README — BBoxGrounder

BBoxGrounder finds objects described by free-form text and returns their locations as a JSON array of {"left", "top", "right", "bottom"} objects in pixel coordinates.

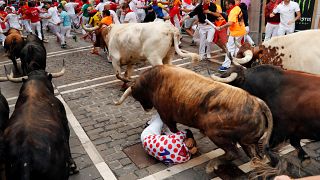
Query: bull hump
[{"left": 260, "top": 45, "right": 284, "bottom": 67}]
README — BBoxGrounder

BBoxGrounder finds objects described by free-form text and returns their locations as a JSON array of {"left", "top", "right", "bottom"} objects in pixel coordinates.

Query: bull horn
[
  {"left": 81, "top": 24, "right": 100, "bottom": 32},
  {"left": 233, "top": 50, "right": 253, "bottom": 64},
  {"left": 0, "top": 76, "right": 8, "bottom": 81},
  {"left": 114, "top": 87, "right": 132, "bottom": 105},
  {"left": 4, "top": 65, "right": 28, "bottom": 83},
  {"left": 50, "top": 59, "right": 65, "bottom": 78},
  {"left": 210, "top": 73, "right": 238, "bottom": 83}
]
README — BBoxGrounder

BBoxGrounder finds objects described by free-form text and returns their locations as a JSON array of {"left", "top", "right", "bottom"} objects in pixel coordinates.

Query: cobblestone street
[{"left": 0, "top": 33, "right": 320, "bottom": 180}]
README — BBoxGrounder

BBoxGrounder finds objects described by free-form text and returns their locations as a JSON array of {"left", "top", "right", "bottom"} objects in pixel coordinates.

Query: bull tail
[
  {"left": 249, "top": 98, "right": 283, "bottom": 179},
  {"left": 172, "top": 31, "right": 200, "bottom": 64},
  {"left": 257, "top": 98, "right": 280, "bottom": 166}
]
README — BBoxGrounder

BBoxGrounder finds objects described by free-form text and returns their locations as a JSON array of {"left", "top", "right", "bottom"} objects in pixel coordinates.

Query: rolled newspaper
[{"left": 205, "top": 19, "right": 217, "bottom": 29}]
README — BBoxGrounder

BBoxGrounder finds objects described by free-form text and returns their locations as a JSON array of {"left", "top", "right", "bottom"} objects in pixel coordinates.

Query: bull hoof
[
  {"left": 206, "top": 159, "right": 222, "bottom": 173},
  {"left": 301, "top": 157, "right": 311, "bottom": 167},
  {"left": 69, "top": 162, "right": 79, "bottom": 175}
]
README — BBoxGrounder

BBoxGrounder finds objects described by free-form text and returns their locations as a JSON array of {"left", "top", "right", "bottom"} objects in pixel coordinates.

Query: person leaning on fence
[
  {"left": 216, "top": 0, "right": 246, "bottom": 72},
  {"left": 141, "top": 113, "right": 198, "bottom": 165}
]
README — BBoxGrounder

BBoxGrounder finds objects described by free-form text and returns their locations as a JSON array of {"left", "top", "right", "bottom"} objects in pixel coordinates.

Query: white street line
[
  {"left": 144, "top": 141, "right": 310, "bottom": 180},
  {"left": 60, "top": 61, "right": 192, "bottom": 94},
  {"left": 47, "top": 48, "right": 91, "bottom": 58},
  {"left": 57, "top": 95, "right": 117, "bottom": 180},
  {"left": 0, "top": 46, "right": 92, "bottom": 65},
  {"left": 47, "top": 45, "right": 92, "bottom": 55},
  {"left": 140, "top": 149, "right": 225, "bottom": 180},
  {"left": 57, "top": 58, "right": 187, "bottom": 89}
]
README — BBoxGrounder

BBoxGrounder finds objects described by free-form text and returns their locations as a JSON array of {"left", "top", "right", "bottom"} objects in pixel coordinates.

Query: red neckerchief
[
  {"left": 226, "top": 5, "right": 236, "bottom": 15},
  {"left": 184, "top": 0, "right": 191, "bottom": 5},
  {"left": 125, "top": 9, "right": 133, "bottom": 15},
  {"left": 202, "top": 3, "right": 209, "bottom": 11}
]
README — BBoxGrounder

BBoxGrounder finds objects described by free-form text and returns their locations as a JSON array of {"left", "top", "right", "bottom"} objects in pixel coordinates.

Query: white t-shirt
[
  {"left": 129, "top": 0, "right": 138, "bottom": 12},
  {"left": 273, "top": 1, "right": 300, "bottom": 28},
  {"left": 6, "top": 13, "right": 21, "bottom": 29},
  {"left": 110, "top": 10, "right": 120, "bottom": 24},
  {"left": 124, "top": 12, "right": 138, "bottom": 23},
  {"left": 95, "top": 2, "right": 107, "bottom": 13},
  {"left": 48, "top": 6, "right": 61, "bottom": 25},
  {"left": 65, "top": 2, "right": 79, "bottom": 15},
  {"left": 181, "top": 1, "right": 194, "bottom": 16}
]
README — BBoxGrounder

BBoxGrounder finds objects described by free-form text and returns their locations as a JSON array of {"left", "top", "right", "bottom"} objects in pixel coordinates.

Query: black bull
[
  {"left": 0, "top": 90, "right": 9, "bottom": 162},
  {"left": 19, "top": 34, "right": 47, "bottom": 75},
  {"left": 213, "top": 65, "right": 320, "bottom": 165},
  {"left": 3, "top": 70, "right": 78, "bottom": 179}
]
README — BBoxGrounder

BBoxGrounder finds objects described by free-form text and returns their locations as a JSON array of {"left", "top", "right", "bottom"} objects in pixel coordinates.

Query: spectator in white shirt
[
  {"left": 120, "top": 3, "right": 138, "bottom": 23},
  {"left": 95, "top": 0, "right": 107, "bottom": 13},
  {"left": 4, "top": 7, "right": 21, "bottom": 30},
  {"left": 46, "top": 2, "right": 62, "bottom": 42},
  {"left": 270, "top": 0, "right": 301, "bottom": 35},
  {"left": 136, "top": 0, "right": 146, "bottom": 22},
  {"left": 64, "top": 0, "right": 80, "bottom": 28}
]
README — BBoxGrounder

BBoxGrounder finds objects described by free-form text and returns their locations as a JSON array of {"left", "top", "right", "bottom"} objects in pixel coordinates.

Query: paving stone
[
  {"left": 87, "top": 128, "right": 104, "bottom": 136},
  {"left": 120, "top": 157, "right": 132, "bottom": 166},
  {"left": 74, "top": 155, "right": 93, "bottom": 170},
  {"left": 134, "top": 168, "right": 149, "bottom": 178},
  {"left": 118, "top": 173, "right": 138, "bottom": 180},
  {"left": 100, "top": 148, "right": 117, "bottom": 157},
  {"left": 146, "top": 163, "right": 168, "bottom": 174},
  {"left": 96, "top": 143, "right": 108, "bottom": 151},
  {"left": 105, "top": 151, "right": 128, "bottom": 162},
  {"left": 108, "top": 160, "right": 123, "bottom": 170},
  {"left": 108, "top": 139, "right": 127, "bottom": 148},
  {"left": 110, "top": 132, "right": 127, "bottom": 140},
  {"left": 69, "top": 165, "right": 101, "bottom": 180},
  {"left": 171, "top": 169, "right": 203, "bottom": 180},
  {"left": 94, "top": 137, "right": 112, "bottom": 145},
  {"left": 114, "top": 164, "right": 138, "bottom": 177}
]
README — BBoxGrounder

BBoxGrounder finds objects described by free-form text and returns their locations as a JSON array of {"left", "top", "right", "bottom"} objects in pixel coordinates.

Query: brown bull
[
  {"left": 4, "top": 28, "right": 24, "bottom": 74},
  {"left": 115, "top": 65, "right": 279, "bottom": 173}
]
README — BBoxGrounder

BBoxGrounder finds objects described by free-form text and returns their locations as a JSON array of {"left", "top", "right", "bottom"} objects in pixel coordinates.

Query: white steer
[{"left": 83, "top": 21, "right": 201, "bottom": 82}]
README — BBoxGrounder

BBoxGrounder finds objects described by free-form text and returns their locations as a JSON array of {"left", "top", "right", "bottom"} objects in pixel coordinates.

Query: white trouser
[
  {"left": 69, "top": 14, "right": 79, "bottom": 26},
  {"left": 244, "top": 26, "right": 255, "bottom": 45},
  {"left": 41, "top": 19, "right": 49, "bottom": 29},
  {"left": 136, "top": 9, "right": 146, "bottom": 23},
  {"left": 264, "top": 22, "right": 279, "bottom": 42},
  {"left": 21, "top": 20, "right": 32, "bottom": 33},
  {"left": 141, "top": 113, "right": 163, "bottom": 142},
  {"left": 31, "top": 21, "right": 42, "bottom": 40},
  {"left": 173, "top": 15, "right": 181, "bottom": 30},
  {"left": 198, "top": 24, "right": 215, "bottom": 58},
  {"left": 277, "top": 24, "right": 295, "bottom": 36},
  {"left": 60, "top": 26, "right": 72, "bottom": 45},
  {"left": 48, "top": 23, "right": 62, "bottom": 42},
  {"left": 222, "top": 36, "right": 243, "bottom": 68},
  {"left": 0, "top": 33, "right": 5, "bottom": 45}
]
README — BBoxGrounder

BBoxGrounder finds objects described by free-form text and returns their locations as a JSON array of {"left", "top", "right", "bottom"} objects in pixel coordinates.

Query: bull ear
[
  {"left": 22, "top": 78, "right": 27, "bottom": 83},
  {"left": 48, "top": 74, "right": 53, "bottom": 81}
]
